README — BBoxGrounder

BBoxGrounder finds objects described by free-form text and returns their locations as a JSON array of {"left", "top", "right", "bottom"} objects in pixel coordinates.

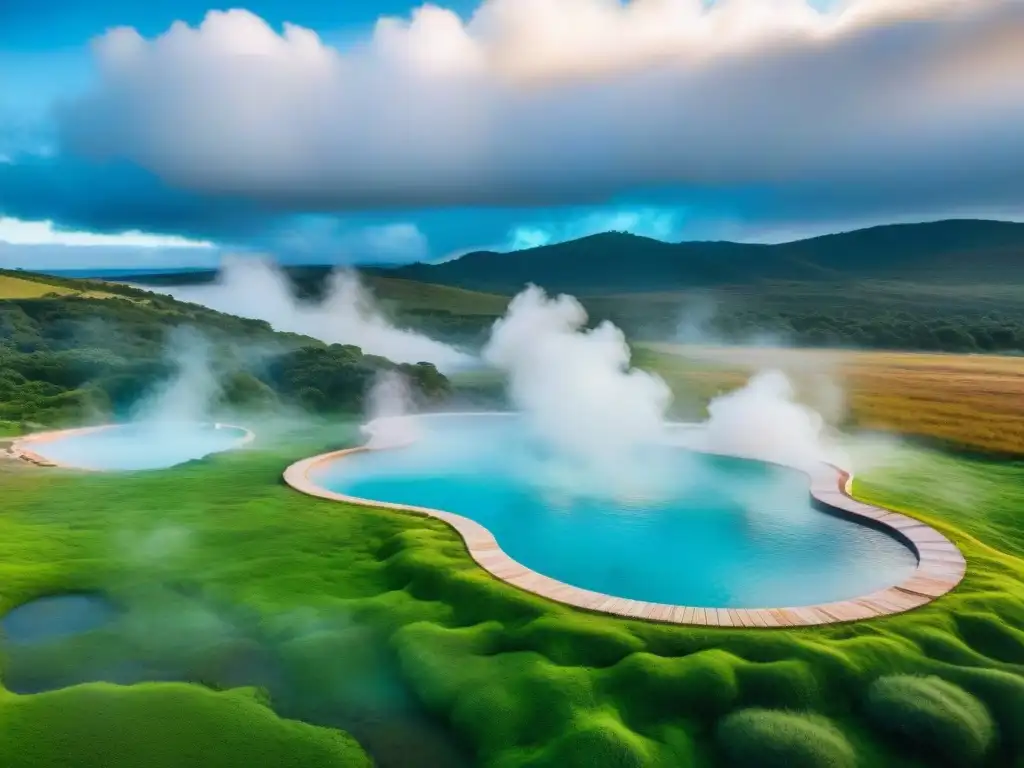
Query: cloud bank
[{"left": 58, "top": 0, "right": 1024, "bottom": 217}]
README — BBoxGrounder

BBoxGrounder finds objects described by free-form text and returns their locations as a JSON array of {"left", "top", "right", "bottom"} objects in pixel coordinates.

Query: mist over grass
[{"left": 159, "top": 257, "right": 472, "bottom": 371}]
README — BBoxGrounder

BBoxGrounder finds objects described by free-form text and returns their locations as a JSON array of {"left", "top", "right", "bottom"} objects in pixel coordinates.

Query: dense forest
[
  {"left": 376, "top": 289, "right": 1024, "bottom": 356},
  {"left": 0, "top": 272, "right": 450, "bottom": 431}
]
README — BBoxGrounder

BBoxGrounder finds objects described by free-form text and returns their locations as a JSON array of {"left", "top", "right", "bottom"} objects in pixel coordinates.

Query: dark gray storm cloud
[{"left": 0, "top": 154, "right": 272, "bottom": 241}]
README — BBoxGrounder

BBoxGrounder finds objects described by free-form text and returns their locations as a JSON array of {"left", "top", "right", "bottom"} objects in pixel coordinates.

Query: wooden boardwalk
[{"left": 285, "top": 438, "right": 966, "bottom": 628}]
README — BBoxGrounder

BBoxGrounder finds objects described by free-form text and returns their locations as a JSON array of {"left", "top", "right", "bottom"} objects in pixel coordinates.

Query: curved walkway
[
  {"left": 9, "top": 422, "right": 255, "bottom": 470},
  {"left": 283, "top": 427, "right": 967, "bottom": 628}
]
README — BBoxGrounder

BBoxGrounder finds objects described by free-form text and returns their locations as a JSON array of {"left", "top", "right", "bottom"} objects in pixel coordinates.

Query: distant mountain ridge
[
  {"left": 64, "top": 219, "right": 1024, "bottom": 297},
  {"left": 374, "top": 219, "right": 1024, "bottom": 295}
]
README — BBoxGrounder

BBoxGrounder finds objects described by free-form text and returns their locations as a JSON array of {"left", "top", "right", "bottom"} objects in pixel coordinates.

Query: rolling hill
[{"left": 377, "top": 219, "right": 1024, "bottom": 295}]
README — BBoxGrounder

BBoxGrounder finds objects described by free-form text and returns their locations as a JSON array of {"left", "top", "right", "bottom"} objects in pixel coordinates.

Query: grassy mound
[
  {"left": 0, "top": 682, "right": 370, "bottom": 768},
  {"left": 864, "top": 675, "right": 995, "bottom": 766},
  {"left": 715, "top": 709, "right": 856, "bottom": 768}
]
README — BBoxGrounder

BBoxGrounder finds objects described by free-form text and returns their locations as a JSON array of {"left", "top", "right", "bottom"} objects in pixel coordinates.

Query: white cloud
[
  {"left": 352, "top": 222, "right": 430, "bottom": 262},
  {"left": 59, "top": 1, "right": 1024, "bottom": 215},
  {"left": 271, "top": 218, "right": 431, "bottom": 263},
  {"left": 0, "top": 217, "right": 214, "bottom": 248},
  {"left": 507, "top": 207, "right": 683, "bottom": 249}
]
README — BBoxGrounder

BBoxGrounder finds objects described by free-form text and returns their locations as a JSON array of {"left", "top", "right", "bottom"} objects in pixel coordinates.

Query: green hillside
[
  {"left": 364, "top": 275, "right": 508, "bottom": 315},
  {"left": 119, "top": 265, "right": 507, "bottom": 311},
  {"left": 0, "top": 271, "right": 450, "bottom": 429}
]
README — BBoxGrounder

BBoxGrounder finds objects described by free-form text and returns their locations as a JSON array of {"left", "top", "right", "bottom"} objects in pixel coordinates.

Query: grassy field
[
  {"left": 640, "top": 343, "right": 1024, "bottom": 455},
  {"left": 0, "top": 683, "right": 370, "bottom": 768},
  {"left": 0, "top": 274, "right": 125, "bottom": 301},
  {"left": 1, "top": 418, "right": 1022, "bottom": 767},
  {"left": 365, "top": 276, "right": 509, "bottom": 315}
]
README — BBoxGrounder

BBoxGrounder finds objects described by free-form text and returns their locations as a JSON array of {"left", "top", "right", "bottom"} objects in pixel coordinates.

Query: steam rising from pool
[
  {"left": 478, "top": 285, "right": 838, "bottom": 498},
  {"left": 130, "top": 327, "right": 221, "bottom": 427},
  {"left": 698, "top": 369, "right": 838, "bottom": 472},
  {"left": 483, "top": 285, "right": 673, "bottom": 497},
  {"left": 364, "top": 371, "right": 421, "bottom": 448}
]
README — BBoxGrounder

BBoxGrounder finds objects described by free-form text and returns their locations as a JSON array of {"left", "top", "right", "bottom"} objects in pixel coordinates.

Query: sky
[{"left": 1, "top": 0, "right": 1023, "bottom": 271}]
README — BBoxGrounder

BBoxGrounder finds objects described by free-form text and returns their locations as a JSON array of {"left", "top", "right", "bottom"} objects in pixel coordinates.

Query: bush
[
  {"left": 715, "top": 708, "right": 856, "bottom": 768},
  {"left": 864, "top": 675, "right": 995, "bottom": 766}
]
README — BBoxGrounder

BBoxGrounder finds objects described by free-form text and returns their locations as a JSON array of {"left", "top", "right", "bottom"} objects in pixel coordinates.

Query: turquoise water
[
  {"left": 29, "top": 422, "right": 246, "bottom": 471},
  {"left": 314, "top": 414, "right": 918, "bottom": 609}
]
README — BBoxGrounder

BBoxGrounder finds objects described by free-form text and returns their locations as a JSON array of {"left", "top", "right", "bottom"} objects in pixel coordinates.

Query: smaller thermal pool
[
  {"left": 2, "top": 594, "right": 117, "bottom": 645},
  {"left": 23, "top": 422, "right": 250, "bottom": 471},
  {"left": 310, "top": 414, "right": 919, "bottom": 610}
]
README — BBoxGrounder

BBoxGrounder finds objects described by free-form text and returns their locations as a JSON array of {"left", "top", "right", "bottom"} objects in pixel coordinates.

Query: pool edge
[
  {"left": 283, "top": 421, "right": 967, "bottom": 629},
  {"left": 9, "top": 422, "right": 255, "bottom": 470}
]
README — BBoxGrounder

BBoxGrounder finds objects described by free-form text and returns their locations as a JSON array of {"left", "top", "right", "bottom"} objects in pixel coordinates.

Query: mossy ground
[{"left": 0, "top": 422, "right": 1022, "bottom": 767}]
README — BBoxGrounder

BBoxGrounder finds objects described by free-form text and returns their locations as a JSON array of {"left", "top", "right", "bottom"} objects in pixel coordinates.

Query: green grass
[
  {"left": 365, "top": 276, "right": 509, "bottom": 315},
  {"left": 715, "top": 709, "right": 856, "bottom": 768},
  {"left": 0, "top": 683, "right": 370, "bottom": 768},
  {"left": 864, "top": 675, "right": 995, "bottom": 765},
  {"left": 0, "top": 424, "right": 1023, "bottom": 766}
]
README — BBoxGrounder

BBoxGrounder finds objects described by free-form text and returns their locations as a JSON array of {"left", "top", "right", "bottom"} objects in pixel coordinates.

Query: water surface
[
  {"left": 29, "top": 422, "right": 247, "bottom": 471},
  {"left": 2, "top": 593, "right": 117, "bottom": 645},
  {"left": 314, "top": 414, "right": 917, "bottom": 609}
]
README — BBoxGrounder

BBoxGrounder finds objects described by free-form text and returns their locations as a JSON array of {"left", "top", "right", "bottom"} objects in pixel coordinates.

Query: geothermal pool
[
  {"left": 22, "top": 422, "right": 250, "bottom": 471},
  {"left": 310, "top": 414, "right": 918, "bottom": 609}
]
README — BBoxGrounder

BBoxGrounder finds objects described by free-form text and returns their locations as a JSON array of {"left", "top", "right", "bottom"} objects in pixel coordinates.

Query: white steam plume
[
  {"left": 484, "top": 284, "right": 672, "bottom": 492},
  {"left": 363, "top": 370, "right": 422, "bottom": 449},
  {"left": 131, "top": 327, "right": 222, "bottom": 425},
  {"left": 161, "top": 256, "right": 471, "bottom": 370},
  {"left": 684, "top": 369, "right": 843, "bottom": 472}
]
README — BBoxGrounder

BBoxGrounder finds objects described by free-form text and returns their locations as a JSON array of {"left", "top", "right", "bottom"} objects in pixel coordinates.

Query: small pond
[
  {"left": 1, "top": 593, "right": 117, "bottom": 645},
  {"left": 25, "top": 422, "right": 249, "bottom": 471}
]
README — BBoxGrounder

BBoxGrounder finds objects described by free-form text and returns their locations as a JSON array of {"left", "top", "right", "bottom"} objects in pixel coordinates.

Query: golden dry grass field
[
  {"left": 0, "top": 274, "right": 123, "bottom": 301},
  {"left": 640, "top": 343, "right": 1024, "bottom": 455}
]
